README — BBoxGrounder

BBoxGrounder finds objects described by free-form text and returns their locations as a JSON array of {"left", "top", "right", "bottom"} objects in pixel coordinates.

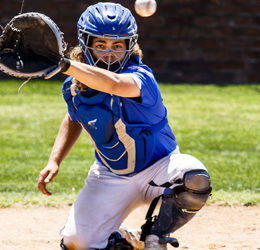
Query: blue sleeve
[
  {"left": 135, "top": 70, "right": 159, "bottom": 106},
  {"left": 62, "top": 77, "right": 78, "bottom": 122},
  {"left": 122, "top": 64, "right": 160, "bottom": 107}
]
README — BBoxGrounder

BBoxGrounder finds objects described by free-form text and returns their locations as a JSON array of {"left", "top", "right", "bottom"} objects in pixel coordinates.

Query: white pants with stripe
[{"left": 61, "top": 149, "right": 207, "bottom": 249}]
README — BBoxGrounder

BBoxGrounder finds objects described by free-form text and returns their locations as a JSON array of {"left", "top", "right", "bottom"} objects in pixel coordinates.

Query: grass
[{"left": 0, "top": 80, "right": 259, "bottom": 207}]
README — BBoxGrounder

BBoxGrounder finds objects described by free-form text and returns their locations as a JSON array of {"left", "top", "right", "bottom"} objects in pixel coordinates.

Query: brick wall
[{"left": 1, "top": 0, "right": 260, "bottom": 84}]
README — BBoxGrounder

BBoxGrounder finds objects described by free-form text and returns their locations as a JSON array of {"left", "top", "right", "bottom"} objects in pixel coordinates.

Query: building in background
[{"left": 1, "top": 0, "right": 260, "bottom": 84}]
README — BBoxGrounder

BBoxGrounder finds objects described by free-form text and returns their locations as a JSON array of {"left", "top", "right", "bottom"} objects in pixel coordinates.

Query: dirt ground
[{"left": 0, "top": 204, "right": 259, "bottom": 250}]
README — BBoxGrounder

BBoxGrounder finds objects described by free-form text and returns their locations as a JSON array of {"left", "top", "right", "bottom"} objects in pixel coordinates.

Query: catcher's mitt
[{"left": 0, "top": 12, "right": 68, "bottom": 79}]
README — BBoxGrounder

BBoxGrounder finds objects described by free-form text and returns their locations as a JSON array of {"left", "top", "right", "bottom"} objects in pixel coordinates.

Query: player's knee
[{"left": 175, "top": 169, "right": 212, "bottom": 211}]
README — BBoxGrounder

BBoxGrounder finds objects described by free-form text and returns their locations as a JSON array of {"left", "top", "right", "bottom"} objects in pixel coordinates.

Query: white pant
[{"left": 61, "top": 150, "right": 207, "bottom": 249}]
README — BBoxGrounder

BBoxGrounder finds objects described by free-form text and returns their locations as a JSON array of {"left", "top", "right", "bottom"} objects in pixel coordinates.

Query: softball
[{"left": 134, "top": 0, "right": 157, "bottom": 17}]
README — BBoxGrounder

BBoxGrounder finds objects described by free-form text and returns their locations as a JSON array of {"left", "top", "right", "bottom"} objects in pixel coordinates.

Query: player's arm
[
  {"left": 63, "top": 60, "right": 141, "bottom": 98},
  {"left": 38, "top": 114, "right": 82, "bottom": 196}
]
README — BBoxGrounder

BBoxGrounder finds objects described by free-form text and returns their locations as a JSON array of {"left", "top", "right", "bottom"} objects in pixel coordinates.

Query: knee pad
[
  {"left": 174, "top": 169, "right": 212, "bottom": 211},
  {"left": 143, "top": 170, "right": 212, "bottom": 240}
]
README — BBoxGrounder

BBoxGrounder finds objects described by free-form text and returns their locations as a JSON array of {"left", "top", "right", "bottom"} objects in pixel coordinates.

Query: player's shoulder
[
  {"left": 62, "top": 76, "right": 74, "bottom": 91},
  {"left": 122, "top": 57, "right": 153, "bottom": 75},
  {"left": 62, "top": 76, "right": 74, "bottom": 102}
]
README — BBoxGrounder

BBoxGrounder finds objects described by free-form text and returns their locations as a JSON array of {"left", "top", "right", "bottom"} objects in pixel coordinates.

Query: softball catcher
[{"left": 0, "top": 2, "right": 212, "bottom": 249}]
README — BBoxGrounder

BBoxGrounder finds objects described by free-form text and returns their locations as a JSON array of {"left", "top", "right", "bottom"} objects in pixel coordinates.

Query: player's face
[{"left": 91, "top": 38, "right": 127, "bottom": 64}]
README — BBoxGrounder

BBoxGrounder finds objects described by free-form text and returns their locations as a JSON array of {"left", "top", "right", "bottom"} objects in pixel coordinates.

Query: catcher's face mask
[
  {"left": 78, "top": 32, "right": 137, "bottom": 72},
  {"left": 90, "top": 37, "right": 127, "bottom": 71},
  {"left": 77, "top": 2, "right": 138, "bottom": 72}
]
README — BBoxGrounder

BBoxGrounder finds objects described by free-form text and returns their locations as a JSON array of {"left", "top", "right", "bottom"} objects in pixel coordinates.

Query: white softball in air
[{"left": 134, "top": 0, "right": 157, "bottom": 17}]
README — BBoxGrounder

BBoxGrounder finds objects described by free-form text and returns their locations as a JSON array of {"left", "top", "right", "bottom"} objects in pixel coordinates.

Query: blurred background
[{"left": 1, "top": 0, "right": 260, "bottom": 84}]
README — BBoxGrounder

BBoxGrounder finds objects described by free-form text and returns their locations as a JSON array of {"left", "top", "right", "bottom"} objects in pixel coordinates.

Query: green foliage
[{"left": 0, "top": 81, "right": 259, "bottom": 206}]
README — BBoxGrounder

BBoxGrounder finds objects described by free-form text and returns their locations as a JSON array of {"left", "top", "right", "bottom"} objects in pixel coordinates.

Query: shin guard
[{"left": 141, "top": 170, "right": 212, "bottom": 246}]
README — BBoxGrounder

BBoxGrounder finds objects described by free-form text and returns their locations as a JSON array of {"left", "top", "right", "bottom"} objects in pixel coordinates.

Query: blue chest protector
[{"left": 63, "top": 82, "right": 168, "bottom": 175}]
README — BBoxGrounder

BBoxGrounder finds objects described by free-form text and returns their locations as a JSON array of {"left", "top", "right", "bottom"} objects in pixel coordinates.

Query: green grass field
[{"left": 0, "top": 80, "right": 259, "bottom": 207}]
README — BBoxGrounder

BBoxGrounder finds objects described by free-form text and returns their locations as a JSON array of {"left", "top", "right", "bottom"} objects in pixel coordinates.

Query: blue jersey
[{"left": 62, "top": 57, "right": 177, "bottom": 175}]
